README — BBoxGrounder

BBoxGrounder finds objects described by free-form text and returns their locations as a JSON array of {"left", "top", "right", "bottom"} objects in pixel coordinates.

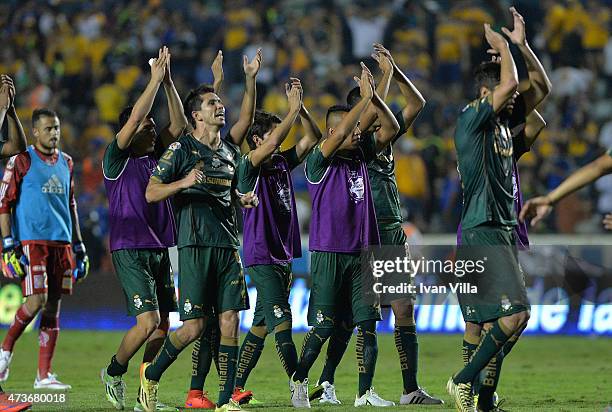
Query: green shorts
[
  {"left": 379, "top": 224, "right": 407, "bottom": 246},
  {"left": 178, "top": 246, "right": 249, "bottom": 321},
  {"left": 308, "top": 251, "right": 381, "bottom": 328},
  {"left": 111, "top": 249, "right": 178, "bottom": 317},
  {"left": 456, "top": 224, "right": 530, "bottom": 324},
  {"left": 249, "top": 263, "right": 293, "bottom": 333}
]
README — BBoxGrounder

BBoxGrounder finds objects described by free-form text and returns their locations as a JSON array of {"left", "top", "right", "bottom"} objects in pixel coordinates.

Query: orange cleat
[
  {"left": 185, "top": 389, "right": 215, "bottom": 409},
  {"left": 0, "top": 392, "right": 31, "bottom": 411},
  {"left": 231, "top": 387, "right": 253, "bottom": 405}
]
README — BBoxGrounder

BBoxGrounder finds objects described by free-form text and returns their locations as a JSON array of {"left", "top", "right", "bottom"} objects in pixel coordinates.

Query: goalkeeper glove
[
  {"left": 72, "top": 242, "right": 90, "bottom": 283},
  {"left": 2, "top": 236, "right": 27, "bottom": 279}
]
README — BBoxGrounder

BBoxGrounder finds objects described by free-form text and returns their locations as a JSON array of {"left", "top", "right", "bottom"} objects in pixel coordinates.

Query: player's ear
[
  {"left": 479, "top": 86, "right": 490, "bottom": 99},
  {"left": 327, "top": 127, "right": 334, "bottom": 136},
  {"left": 253, "top": 134, "right": 262, "bottom": 147},
  {"left": 191, "top": 111, "right": 201, "bottom": 124}
]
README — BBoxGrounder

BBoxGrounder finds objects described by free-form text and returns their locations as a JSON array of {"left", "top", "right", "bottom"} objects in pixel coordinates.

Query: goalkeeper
[{"left": 0, "top": 106, "right": 88, "bottom": 391}]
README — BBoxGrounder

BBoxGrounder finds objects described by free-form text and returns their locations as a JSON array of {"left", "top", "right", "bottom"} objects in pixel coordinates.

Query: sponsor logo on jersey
[{"left": 42, "top": 175, "right": 65, "bottom": 194}]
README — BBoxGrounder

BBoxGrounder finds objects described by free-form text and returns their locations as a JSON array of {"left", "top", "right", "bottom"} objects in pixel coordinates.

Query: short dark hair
[
  {"left": 118, "top": 106, "right": 153, "bottom": 131},
  {"left": 326, "top": 104, "right": 350, "bottom": 127},
  {"left": 184, "top": 84, "right": 216, "bottom": 127},
  {"left": 346, "top": 87, "right": 361, "bottom": 108},
  {"left": 246, "top": 110, "right": 282, "bottom": 150},
  {"left": 32, "top": 108, "right": 58, "bottom": 126},
  {"left": 474, "top": 61, "right": 501, "bottom": 97}
]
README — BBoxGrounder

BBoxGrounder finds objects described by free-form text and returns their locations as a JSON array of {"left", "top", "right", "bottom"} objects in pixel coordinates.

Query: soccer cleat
[
  {"left": 400, "top": 387, "right": 444, "bottom": 405},
  {"left": 354, "top": 388, "right": 395, "bottom": 407},
  {"left": 215, "top": 399, "right": 247, "bottom": 411},
  {"left": 232, "top": 387, "right": 253, "bottom": 405},
  {"left": 290, "top": 374, "right": 311, "bottom": 408},
  {"left": 318, "top": 381, "right": 341, "bottom": 405},
  {"left": 139, "top": 363, "right": 159, "bottom": 412},
  {"left": 0, "top": 349, "right": 12, "bottom": 382},
  {"left": 185, "top": 389, "right": 215, "bottom": 409},
  {"left": 33, "top": 372, "right": 72, "bottom": 391},
  {"left": 134, "top": 398, "right": 178, "bottom": 411},
  {"left": 477, "top": 393, "right": 504, "bottom": 412},
  {"left": 308, "top": 382, "right": 323, "bottom": 402},
  {"left": 446, "top": 377, "right": 475, "bottom": 412},
  {"left": 101, "top": 368, "right": 126, "bottom": 410}
]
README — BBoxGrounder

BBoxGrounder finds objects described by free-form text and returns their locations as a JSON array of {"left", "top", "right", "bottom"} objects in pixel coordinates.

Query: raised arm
[
  {"left": 249, "top": 79, "right": 302, "bottom": 167},
  {"left": 520, "top": 153, "right": 612, "bottom": 226},
  {"left": 484, "top": 24, "right": 519, "bottom": 113},
  {"left": 502, "top": 7, "right": 552, "bottom": 114},
  {"left": 357, "top": 50, "right": 393, "bottom": 132},
  {"left": 116, "top": 48, "right": 168, "bottom": 150},
  {"left": 0, "top": 75, "right": 27, "bottom": 157},
  {"left": 160, "top": 49, "right": 189, "bottom": 146},
  {"left": 295, "top": 100, "right": 323, "bottom": 162},
  {"left": 321, "top": 64, "right": 373, "bottom": 158},
  {"left": 212, "top": 50, "right": 224, "bottom": 94},
  {"left": 524, "top": 110, "right": 546, "bottom": 149},
  {"left": 371, "top": 90, "right": 400, "bottom": 152},
  {"left": 229, "top": 48, "right": 262, "bottom": 146},
  {"left": 374, "top": 44, "right": 426, "bottom": 130}
]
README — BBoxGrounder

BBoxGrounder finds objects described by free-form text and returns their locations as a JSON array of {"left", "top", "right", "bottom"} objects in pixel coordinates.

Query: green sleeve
[
  {"left": 607, "top": 148, "right": 612, "bottom": 158},
  {"left": 152, "top": 142, "right": 184, "bottom": 183},
  {"left": 280, "top": 146, "right": 301, "bottom": 170},
  {"left": 305, "top": 143, "right": 332, "bottom": 183},
  {"left": 103, "top": 138, "right": 130, "bottom": 179},
  {"left": 458, "top": 96, "right": 495, "bottom": 134},
  {"left": 236, "top": 154, "right": 260, "bottom": 193},
  {"left": 359, "top": 131, "right": 378, "bottom": 162}
]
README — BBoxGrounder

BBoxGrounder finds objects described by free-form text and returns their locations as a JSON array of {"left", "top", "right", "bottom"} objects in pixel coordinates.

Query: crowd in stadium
[{"left": 0, "top": 0, "right": 611, "bottom": 268}]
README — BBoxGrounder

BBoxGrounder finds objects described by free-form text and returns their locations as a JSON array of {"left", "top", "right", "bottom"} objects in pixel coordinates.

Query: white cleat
[
  {"left": 290, "top": 374, "right": 311, "bottom": 408},
  {"left": 0, "top": 349, "right": 12, "bottom": 382},
  {"left": 34, "top": 372, "right": 72, "bottom": 391},
  {"left": 400, "top": 387, "right": 444, "bottom": 405},
  {"left": 318, "top": 381, "right": 341, "bottom": 405},
  {"left": 354, "top": 388, "right": 395, "bottom": 407}
]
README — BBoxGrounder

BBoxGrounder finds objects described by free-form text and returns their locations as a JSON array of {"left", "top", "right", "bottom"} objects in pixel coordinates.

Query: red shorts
[{"left": 21, "top": 243, "right": 74, "bottom": 297}]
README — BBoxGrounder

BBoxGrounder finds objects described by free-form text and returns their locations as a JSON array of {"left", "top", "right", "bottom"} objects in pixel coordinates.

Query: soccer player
[
  {"left": 310, "top": 44, "right": 443, "bottom": 406},
  {"left": 448, "top": 11, "right": 550, "bottom": 410},
  {"left": 230, "top": 78, "right": 322, "bottom": 401},
  {"left": 139, "top": 50, "right": 262, "bottom": 412},
  {"left": 0, "top": 105, "right": 89, "bottom": 391},
  {"left": 0, "top": 75, "right": 31, "bottom": 412},
  {"left": 290, "top": 64, "right": 399, "bottom": 408},
  {"left": 100, "top": 47, "right": 186, "bottom": 412}
]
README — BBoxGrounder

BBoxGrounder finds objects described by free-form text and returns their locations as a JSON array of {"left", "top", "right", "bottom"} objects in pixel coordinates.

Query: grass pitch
[{"left": 0, "top": 330, "right": 609, "bottom": 411}]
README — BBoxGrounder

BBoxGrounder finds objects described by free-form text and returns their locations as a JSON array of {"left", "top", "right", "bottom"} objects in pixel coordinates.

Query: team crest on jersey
[
  {"left": 169, "top": 142, "right": 181, "bottom": 151},
  {"left": 348, "top": 171, "right": 365, "bottom": 203},
  {"left": 316, "top": 310, "right": 324, "bottom": 324},
  {"left": 133, "top": 295, "right": 143, "bottom": 309},
  {"left": 184, "top": 299, "right": 192, "bottom": 314},
  {"left": 273, "top": 305, "right": 283, "bottom": 319},
  {"left": 500, "top": 296, "right": 512, "bottom": 312},
  {"left": 211, "top": 156, "right": 221, "bottom": 168}
]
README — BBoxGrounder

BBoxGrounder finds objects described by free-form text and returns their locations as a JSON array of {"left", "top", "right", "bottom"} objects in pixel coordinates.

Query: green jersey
[
  {"left": 367, "top": 111, "right": 408, "bottom": 229},
  {"left": 455, "top": 96, "right": 515, "bottom": 229},
  {"left": 151, "top": 133, "right": 241, "bottom": 249}
]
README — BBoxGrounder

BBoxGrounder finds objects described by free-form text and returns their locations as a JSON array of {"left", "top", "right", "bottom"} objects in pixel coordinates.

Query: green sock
[
  {"left": 462, "top": 339, "right": 479, "bottom": 366},
  {"left": 477, "top": 331, "right": 520, "bottom": 409},
  {"left": 145, "top": 333, "right": 183, "bottom": 381},
  {"left": 217, "top": 337, "right": 239, "bottom": 406},
  {"left": 294, "top": 327, "right": 333, "bottom": 382},
  {"left": 275, "top": 329, "right": 298, "bottom": 377},
  {"left": 395, "top": 325, "right": 419, "bottom": 393},
  {"left": 235, "top": 331, "right": 265, "bottom": 389},
  {"left": 454, "top": 322, "right": 510, "bottom": 384},
  {"left": 356, "top": 321, "right": 378, "bottom": 397},
  {"left": 190, "top": 321, "right": 219, "bottom": 390},
  {"left": 107, "top": 355, "right": 128, "bottom": 377},
  {"left": 318, "top": 325, "right": 352, "bottom": 385}
]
